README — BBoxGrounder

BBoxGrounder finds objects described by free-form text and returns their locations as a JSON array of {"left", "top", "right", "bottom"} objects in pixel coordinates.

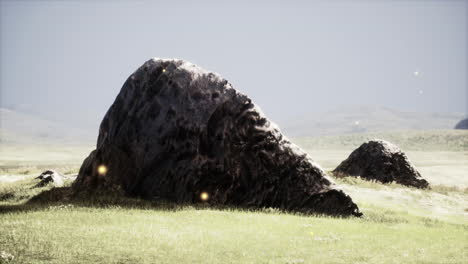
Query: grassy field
[
  {"left": 291, "top": 129, "right": 468, "bottom": 151},
  {"left": 0, "top": 178, "right": 466, "bottom": 264},
  {"left": 0, "top": 129, "right": 467, "bottom": 263},
  {"left": 0, "top": 144, "right": 94, "bottom": 176}
]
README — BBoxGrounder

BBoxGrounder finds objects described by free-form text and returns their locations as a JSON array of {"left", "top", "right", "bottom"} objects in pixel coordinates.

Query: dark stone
[
  {"left": 35, "top": 170, "right": 64, "bottom": 188},
  {"left": 73, "top": 58, "right": 361, "bottom": 217},
  {"left": 333, "top": 140, "right": 429, "bottom": 189},
  {"left": 454, "top": 118, "right": 468, "bottom": 129}
]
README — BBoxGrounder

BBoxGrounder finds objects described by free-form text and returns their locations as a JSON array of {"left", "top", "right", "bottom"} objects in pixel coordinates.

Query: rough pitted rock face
[
  {"left": 73, "top": 58, "right": 361, "bottom": 217},
  {"left": 333, "top": 140, "right": 429, "bottom": 189},
  {"left": 455, "top": 118, "right": 468, "bottom": 129},
  {"left": 35, "top": 170, "right": 64, "bottom": 188}
]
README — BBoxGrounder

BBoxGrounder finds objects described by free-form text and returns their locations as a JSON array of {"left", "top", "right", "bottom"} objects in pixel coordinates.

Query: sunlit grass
[
  {"left": 1, "top": 205, "right": 465, "bottom": 264},
  {"left": 1, "top": 130, "right": 467, "bottom": 263},
  {"left": 0, "top": 178, "right": 467, "bottom": 264},
  {"left": 332, "top": 173, "right": 468, "bottom": 195}
]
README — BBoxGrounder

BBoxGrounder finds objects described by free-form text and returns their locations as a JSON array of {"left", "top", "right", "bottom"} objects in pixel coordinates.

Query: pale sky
[{"left": 0, "top": 0, "right": 466, "bottom": 129}]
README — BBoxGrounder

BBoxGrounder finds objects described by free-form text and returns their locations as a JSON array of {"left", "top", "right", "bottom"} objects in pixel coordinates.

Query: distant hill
[
  {"left": 1, "top": 106, "right": 466, "bottom": 145},
  {"left": 0, "top": 108, "right": 95, "bottom": 145},
  {"left": 280, "top": 105, "right": 467, "bottom": 137}
]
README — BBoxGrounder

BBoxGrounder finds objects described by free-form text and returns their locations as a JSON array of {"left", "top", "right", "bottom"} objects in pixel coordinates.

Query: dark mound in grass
[
  {"left": 334, "top": 140, "right": 429, "bottom": 189},
  {"left": 73, "top": 58, "right": 361, "bottom": 217},
  {"left": 454, "top": 118, "right": 468, "bottom": 129}
]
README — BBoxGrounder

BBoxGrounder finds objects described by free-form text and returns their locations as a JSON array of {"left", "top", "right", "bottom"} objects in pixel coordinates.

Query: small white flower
[{"left": 0, "top": 251, "right": 14, "bottom": 261}]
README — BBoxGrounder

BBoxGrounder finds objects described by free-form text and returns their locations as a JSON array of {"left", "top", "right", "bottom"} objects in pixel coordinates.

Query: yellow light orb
[
  {"left": 162, "top": 68, "right": 166, "bottom": 73},
  {"left": 97, "top": 165, "right": 108, "bottom": 175},
  {"left": 200, "top": 192, "right": 209, "bottom": 201}
]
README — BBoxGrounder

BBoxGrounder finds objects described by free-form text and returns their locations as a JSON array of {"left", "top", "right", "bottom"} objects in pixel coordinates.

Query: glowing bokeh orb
[
  {"left": 162, "top": 68, "right": 166, "bottom": 73},
  {"left": 200, "top": 192, "right": 209, "bottom": 201},
  {"left": 97, "top": 165, "right": 108, "bottom": 175}
]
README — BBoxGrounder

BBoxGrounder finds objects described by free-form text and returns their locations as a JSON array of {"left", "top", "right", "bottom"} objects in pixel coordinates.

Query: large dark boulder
[
  {"left": 454, "top": 118, "right": 468, "bottom": 129},
  {"left": 73, "top": 58, "right": 361, "bottom": 217},
  {"left": 333, "top": 140, "right": 429, "bottom": 189}
]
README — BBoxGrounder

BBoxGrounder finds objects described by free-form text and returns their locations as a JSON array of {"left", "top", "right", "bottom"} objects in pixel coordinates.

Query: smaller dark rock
[
  {"left": 454, "top": 118, "right": 468, "bottom": 129},
  {"left": 333, "top": 140, "right": 429, "bottom": 189},
  {"left": 35, "top": 170, "right": 64, "bottom": 188}
]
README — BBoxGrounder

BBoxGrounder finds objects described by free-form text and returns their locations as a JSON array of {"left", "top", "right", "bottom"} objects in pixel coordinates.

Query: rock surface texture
[
  {"left": 35, "top": 170, "right": 64, "bottom": 187},
  {"left": 454, "top": 118, "right": 468, "bottom": 129},
  {"left": 333, "top": 140, "right": 429, "bottom": 189},
  {"left": 73, "top": 58, "right": 361, "bottom": 217}
]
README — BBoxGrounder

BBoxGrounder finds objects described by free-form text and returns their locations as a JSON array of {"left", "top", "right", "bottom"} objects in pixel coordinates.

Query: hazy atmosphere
[
  {"left": 1, "top": 0, "right": 467, "bottom": 132},
  {"left": 1, "top": 1, "right": 468, "bottom": 263}
]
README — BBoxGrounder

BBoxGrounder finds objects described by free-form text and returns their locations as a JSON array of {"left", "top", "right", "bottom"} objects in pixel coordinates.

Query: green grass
[
  {"left": 0, "top": 177, "right": 467, "bottom": 264},
  {"left": 1, "top": 205, "right": 465, "bottom": 264},
  {"left": 292, "top": 129, "right": 468, "bottom": 151},
  {"left": 0, "top": 144, "right": 93, "bottom": 176},
  {"left": 1, "top": 130, "right": 467, "bottom": 263},
  {"left": 332, "top": 172, "right": 468, "bottom": 194}
]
